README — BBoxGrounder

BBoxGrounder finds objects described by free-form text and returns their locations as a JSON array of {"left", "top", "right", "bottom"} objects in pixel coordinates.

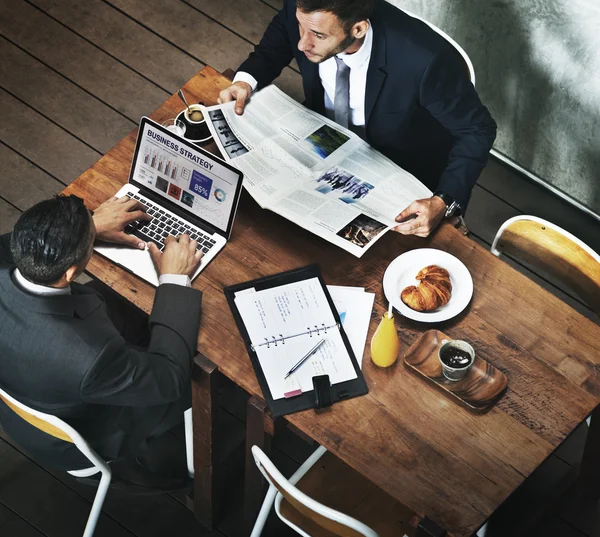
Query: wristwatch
[{"left": 434, "top": 191, "right": 461, "bottom": 218}]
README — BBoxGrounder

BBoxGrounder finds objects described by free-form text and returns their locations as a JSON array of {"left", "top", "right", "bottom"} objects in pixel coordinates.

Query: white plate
[{"left": 383, "top": 248, "right": 473, "bottom": 323}]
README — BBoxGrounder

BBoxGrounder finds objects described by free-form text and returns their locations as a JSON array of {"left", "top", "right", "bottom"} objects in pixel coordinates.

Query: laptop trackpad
[{"left": 94, "top": 244, "right": 159, "bottom": 287}]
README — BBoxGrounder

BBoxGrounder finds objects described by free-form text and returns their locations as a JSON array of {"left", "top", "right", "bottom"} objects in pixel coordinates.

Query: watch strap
[{"left": 434, "top": 191, "right": 461, "bottom": 217}]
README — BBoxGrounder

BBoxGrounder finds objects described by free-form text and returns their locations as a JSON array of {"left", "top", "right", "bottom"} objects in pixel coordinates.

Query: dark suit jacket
[
  {"left": 238, "top": 0, "right": 497, "bottom": 209},
  {"left": 0, "top": 235, "right": 202, "bottom": 470}
]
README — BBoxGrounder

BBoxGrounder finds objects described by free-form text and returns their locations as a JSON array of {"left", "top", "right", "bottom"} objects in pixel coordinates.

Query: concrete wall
[{"left": 388, "top": 0, "right": 600, "bottom": 215}]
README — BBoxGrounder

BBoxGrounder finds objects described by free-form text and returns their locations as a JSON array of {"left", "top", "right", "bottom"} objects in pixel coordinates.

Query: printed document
[
  {"left": 234, "top": 277, "right": 357, "bottom": 400},
  {"left": 205, "top": 85, "right": 432, "bottom": 257}
]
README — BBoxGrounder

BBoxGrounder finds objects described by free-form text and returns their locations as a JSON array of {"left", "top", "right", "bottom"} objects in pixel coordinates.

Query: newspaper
[{"left": 204, "top": 85, "right": 431, "bottom": 257}]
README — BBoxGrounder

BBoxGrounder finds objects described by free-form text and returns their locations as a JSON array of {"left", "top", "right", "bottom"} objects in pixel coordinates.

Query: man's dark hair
[
  {"left": 296, "top": 0, "right": 378, "bottom": 32},
  {"left": 10, "top": 195, "right": 93, "bottom": 284}
]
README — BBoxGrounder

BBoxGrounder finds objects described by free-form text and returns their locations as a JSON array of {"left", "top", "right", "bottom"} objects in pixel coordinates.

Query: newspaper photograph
[{"left": 205, "top": 85, "right": 432, "bottom": 257}]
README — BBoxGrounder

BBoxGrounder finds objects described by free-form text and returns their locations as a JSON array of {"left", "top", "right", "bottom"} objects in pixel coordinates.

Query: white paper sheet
[
  {"left": 327, "top": 286, "right": 375, "bottom": 369},
  {"left": 234, "top": 277, "right": 357, "bottom": 400}
]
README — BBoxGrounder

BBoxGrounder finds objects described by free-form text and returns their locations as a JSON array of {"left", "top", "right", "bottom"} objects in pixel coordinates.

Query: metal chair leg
[
  {"left": 82, "top": 466, "right": 112, "bottom": 537},
  {"left": 184, "top": 407, "right": 194, "bottom": 478},
  {"left": 249, "top": 484, "right": 278, "bottom": 537}
]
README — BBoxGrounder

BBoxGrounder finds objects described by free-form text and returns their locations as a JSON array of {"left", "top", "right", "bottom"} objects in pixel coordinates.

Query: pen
[{"left": 284, "top": 338, "right": 327, "bottom": 379}]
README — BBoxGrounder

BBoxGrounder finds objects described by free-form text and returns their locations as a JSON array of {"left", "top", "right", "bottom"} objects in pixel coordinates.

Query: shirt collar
[
  {"left": 14, "top": 269, "right": 71, "bottom": 296},
  {"left": 336, "top": 21, "right": 373, "bottom": 70}
]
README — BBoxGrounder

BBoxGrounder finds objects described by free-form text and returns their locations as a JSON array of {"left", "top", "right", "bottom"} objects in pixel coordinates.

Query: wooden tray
[{"left": 404, "top": 330, "right": 508, "bottom": 410}]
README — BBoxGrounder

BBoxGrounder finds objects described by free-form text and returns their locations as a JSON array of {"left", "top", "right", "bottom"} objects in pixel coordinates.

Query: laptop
[{"left": 94, "top": 116, "right": 244, "bottom": 286}]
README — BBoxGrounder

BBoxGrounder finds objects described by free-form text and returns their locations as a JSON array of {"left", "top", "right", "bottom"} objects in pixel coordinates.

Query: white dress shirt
[
  {"left": 14, "top": 269, "right": 72, "bottom": 296},
  {"left": 14, "top": 269, "right": 189, "bottom": 295},
  {"left": 320, "top": 23, "right": 372, "bottom": 127},
  {"left": 157, "top": 274, "right": 191, "bottom": 287},
  {"left": 234, "top": 24, "right": 374, "bottom": 128}
]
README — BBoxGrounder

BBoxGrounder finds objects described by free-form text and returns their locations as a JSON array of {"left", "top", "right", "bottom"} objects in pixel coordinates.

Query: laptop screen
[{"left": 129, "top": 117, "right": 244, "bottom": 237}]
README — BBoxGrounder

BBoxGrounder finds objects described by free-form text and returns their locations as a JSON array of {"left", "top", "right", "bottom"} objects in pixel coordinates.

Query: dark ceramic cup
[{"left": 176, "top": 104, "right": 212, "bottom": 144}]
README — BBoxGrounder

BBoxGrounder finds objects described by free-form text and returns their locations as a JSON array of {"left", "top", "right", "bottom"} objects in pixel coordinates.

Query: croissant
[{"left": 401, "top": 265, "right": 452, "bottom": 312}]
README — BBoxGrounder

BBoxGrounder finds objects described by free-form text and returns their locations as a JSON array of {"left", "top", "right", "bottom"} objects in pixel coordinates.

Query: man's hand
[
  {"left": 148, "top": 235, "right": 203, "bottom": 277},
  {"left": 217, "top": 81, "right": 252, "bottom": 115},
  {"left": 392, "top": 196, "right": 447, "bottom": 237},
  {"left": 93, "top": 196, "right": 151, "bottom": 249}
]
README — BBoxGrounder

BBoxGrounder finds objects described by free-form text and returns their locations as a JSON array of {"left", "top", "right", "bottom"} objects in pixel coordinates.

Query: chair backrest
[
  {"left": 491, "top": 215, "right": 600, "bottom": 315},
  {"left": 0, "top": 390, "right": 73, "bottom": 442},
  {"left": 252, "top": 445, "right": 379, "bottom": 537},
  {"left": 402, "top": 9, "right": 476, "bottom": 85},
  {"left": 0, "top": 387, "right": 106, "bottom": 472}
]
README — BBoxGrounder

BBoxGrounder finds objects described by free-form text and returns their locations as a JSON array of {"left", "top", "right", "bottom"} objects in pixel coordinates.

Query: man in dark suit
[
  {"left": 218, "top": 0, "right": 497, "bottom": 236},
  {"left": 0, "top": 194, "right": 203, "bottom": 487}
]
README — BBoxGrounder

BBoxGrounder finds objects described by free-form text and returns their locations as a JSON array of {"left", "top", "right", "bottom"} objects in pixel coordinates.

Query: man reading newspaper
[{"left": 218, "top": 0, "right": 497, "bottom": 237}]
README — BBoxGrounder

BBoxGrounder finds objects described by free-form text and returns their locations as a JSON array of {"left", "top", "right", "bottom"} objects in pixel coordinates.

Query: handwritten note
[{"left": 234, "top": 278, "right": 357, "bottom": 399}]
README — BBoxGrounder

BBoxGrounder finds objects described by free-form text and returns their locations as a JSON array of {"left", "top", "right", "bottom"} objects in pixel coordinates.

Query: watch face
[{"left": 445, "top": 201, "right": 458, "bottom": 217}]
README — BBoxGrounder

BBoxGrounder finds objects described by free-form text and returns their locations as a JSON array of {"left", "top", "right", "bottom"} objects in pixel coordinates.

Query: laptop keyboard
[{"left": 123, "top": 193, "right": 217, "bottom": 253}]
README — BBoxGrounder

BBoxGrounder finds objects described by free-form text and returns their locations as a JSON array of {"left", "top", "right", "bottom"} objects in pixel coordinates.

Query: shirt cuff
[
  {"left": 159, "top": 274, "right": 191, "bottom": 288},
  {"left": 233, "top": 72, "right": 258, "bottom": 92}
]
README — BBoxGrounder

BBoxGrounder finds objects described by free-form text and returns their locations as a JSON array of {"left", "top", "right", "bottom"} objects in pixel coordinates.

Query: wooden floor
[{"left": 1, "top": 0, "right": 600, "bottom": 535}]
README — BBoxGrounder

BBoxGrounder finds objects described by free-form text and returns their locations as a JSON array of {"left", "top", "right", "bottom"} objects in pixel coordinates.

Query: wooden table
[{"left": 63, "top": 66, "right": 600, "bottom": 537}]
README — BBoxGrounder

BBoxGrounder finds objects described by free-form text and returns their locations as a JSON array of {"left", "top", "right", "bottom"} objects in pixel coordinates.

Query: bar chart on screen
[{"left": 143, "top": 148, "right": 179, "bottom": 180}]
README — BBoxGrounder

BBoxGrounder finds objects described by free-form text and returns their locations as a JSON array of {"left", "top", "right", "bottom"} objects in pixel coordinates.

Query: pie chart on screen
[{"left": 214, "top": 188, "right": 226, "bottom": 202}]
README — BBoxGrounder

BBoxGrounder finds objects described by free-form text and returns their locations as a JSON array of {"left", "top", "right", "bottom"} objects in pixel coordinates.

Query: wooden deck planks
[
  {"left": 466, "top": 183, "right": 520, "bottom": 245},
  {"left": 0, "top": 1, "right": 169, "bottom": 121},
  {"left": 0, "top": 425, "right": 230, "bottom": 537},
  {"left": 0, "top": 438, "right": 135, "bottom": 537},
  {"left": 0, "top": 502, "right": 46, "bottom": 537},
  {"left": 107, "top": 0, "right": 304, "bottom": 101},
  {"left": 45, "top": 471, "right": 223, "bottom": 537},
  {"left": 108, "top": 0, "right": 256, "bottom": 75},
  {"left": 49, "top": 476, "right": 224, "bottom": 537},
  {"left": 0, "top": 198, "right": 22, "bottom": 235},
  {"left": 188, "top": 0, "right": 301, "bottom": 74},
  {"left": 484, "top": 455, "right": 578, "bottom": 537},
  {"left": 1, "top": 89, "right": 101, "bottom": 184},
  {"left": 0, "top": 390, "right": 247, "bottom": 537},
  {"left": 0, "top": 144, "right": 65, "bottom": 210},
  {"left": 0, "top": 37, "right": 136, "bottom": 154},
  {"left": 260, "top": 0, "right": 283, "bottom": 11},
  {"left": 189, "top": 0, "right": 280, "bottom": 44},
  {"left": 30, "top": 0, "right": 204, "bottom": 93},
  {"left": 559, "top": 492, "right": 600, "bottom": 537},
  {"left": 531, "top": 518, "right": 588, "bottom": 537},
  {"left": 555, "top": 421, "right": 589, "bottom": 467}
]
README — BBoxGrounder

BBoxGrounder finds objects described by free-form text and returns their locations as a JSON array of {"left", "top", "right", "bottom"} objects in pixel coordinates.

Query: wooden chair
[
  {"left": 491, "top": 215, "right": 600, "bottom": 315},
  {"left": 0, "top": 390, "right": 195, "bottom": 480},
  {"left": 0, "top": 387, "right": 112, "bottom": 537},
  {"left": 249, "top": 445, "right": 416, "bottom": 537}
]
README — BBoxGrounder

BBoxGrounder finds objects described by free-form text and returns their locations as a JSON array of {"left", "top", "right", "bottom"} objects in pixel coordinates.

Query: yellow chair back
[
  {"left": 0, "top": 393, "right": 74, "bottom": 443},
  {"left": 493, "top": 217, "right": 600, "bottom": 315}
]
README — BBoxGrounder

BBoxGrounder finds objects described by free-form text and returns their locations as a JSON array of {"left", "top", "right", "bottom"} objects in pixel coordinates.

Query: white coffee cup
[
  {"left": 184, "top": 104, "right": 205, "bottom": 124},
  {"left": 176, "top": 104, "right": 212, "bottom": 143},
  {"left": 438, "top": 339, "right": 475, "bottom": 381}
]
